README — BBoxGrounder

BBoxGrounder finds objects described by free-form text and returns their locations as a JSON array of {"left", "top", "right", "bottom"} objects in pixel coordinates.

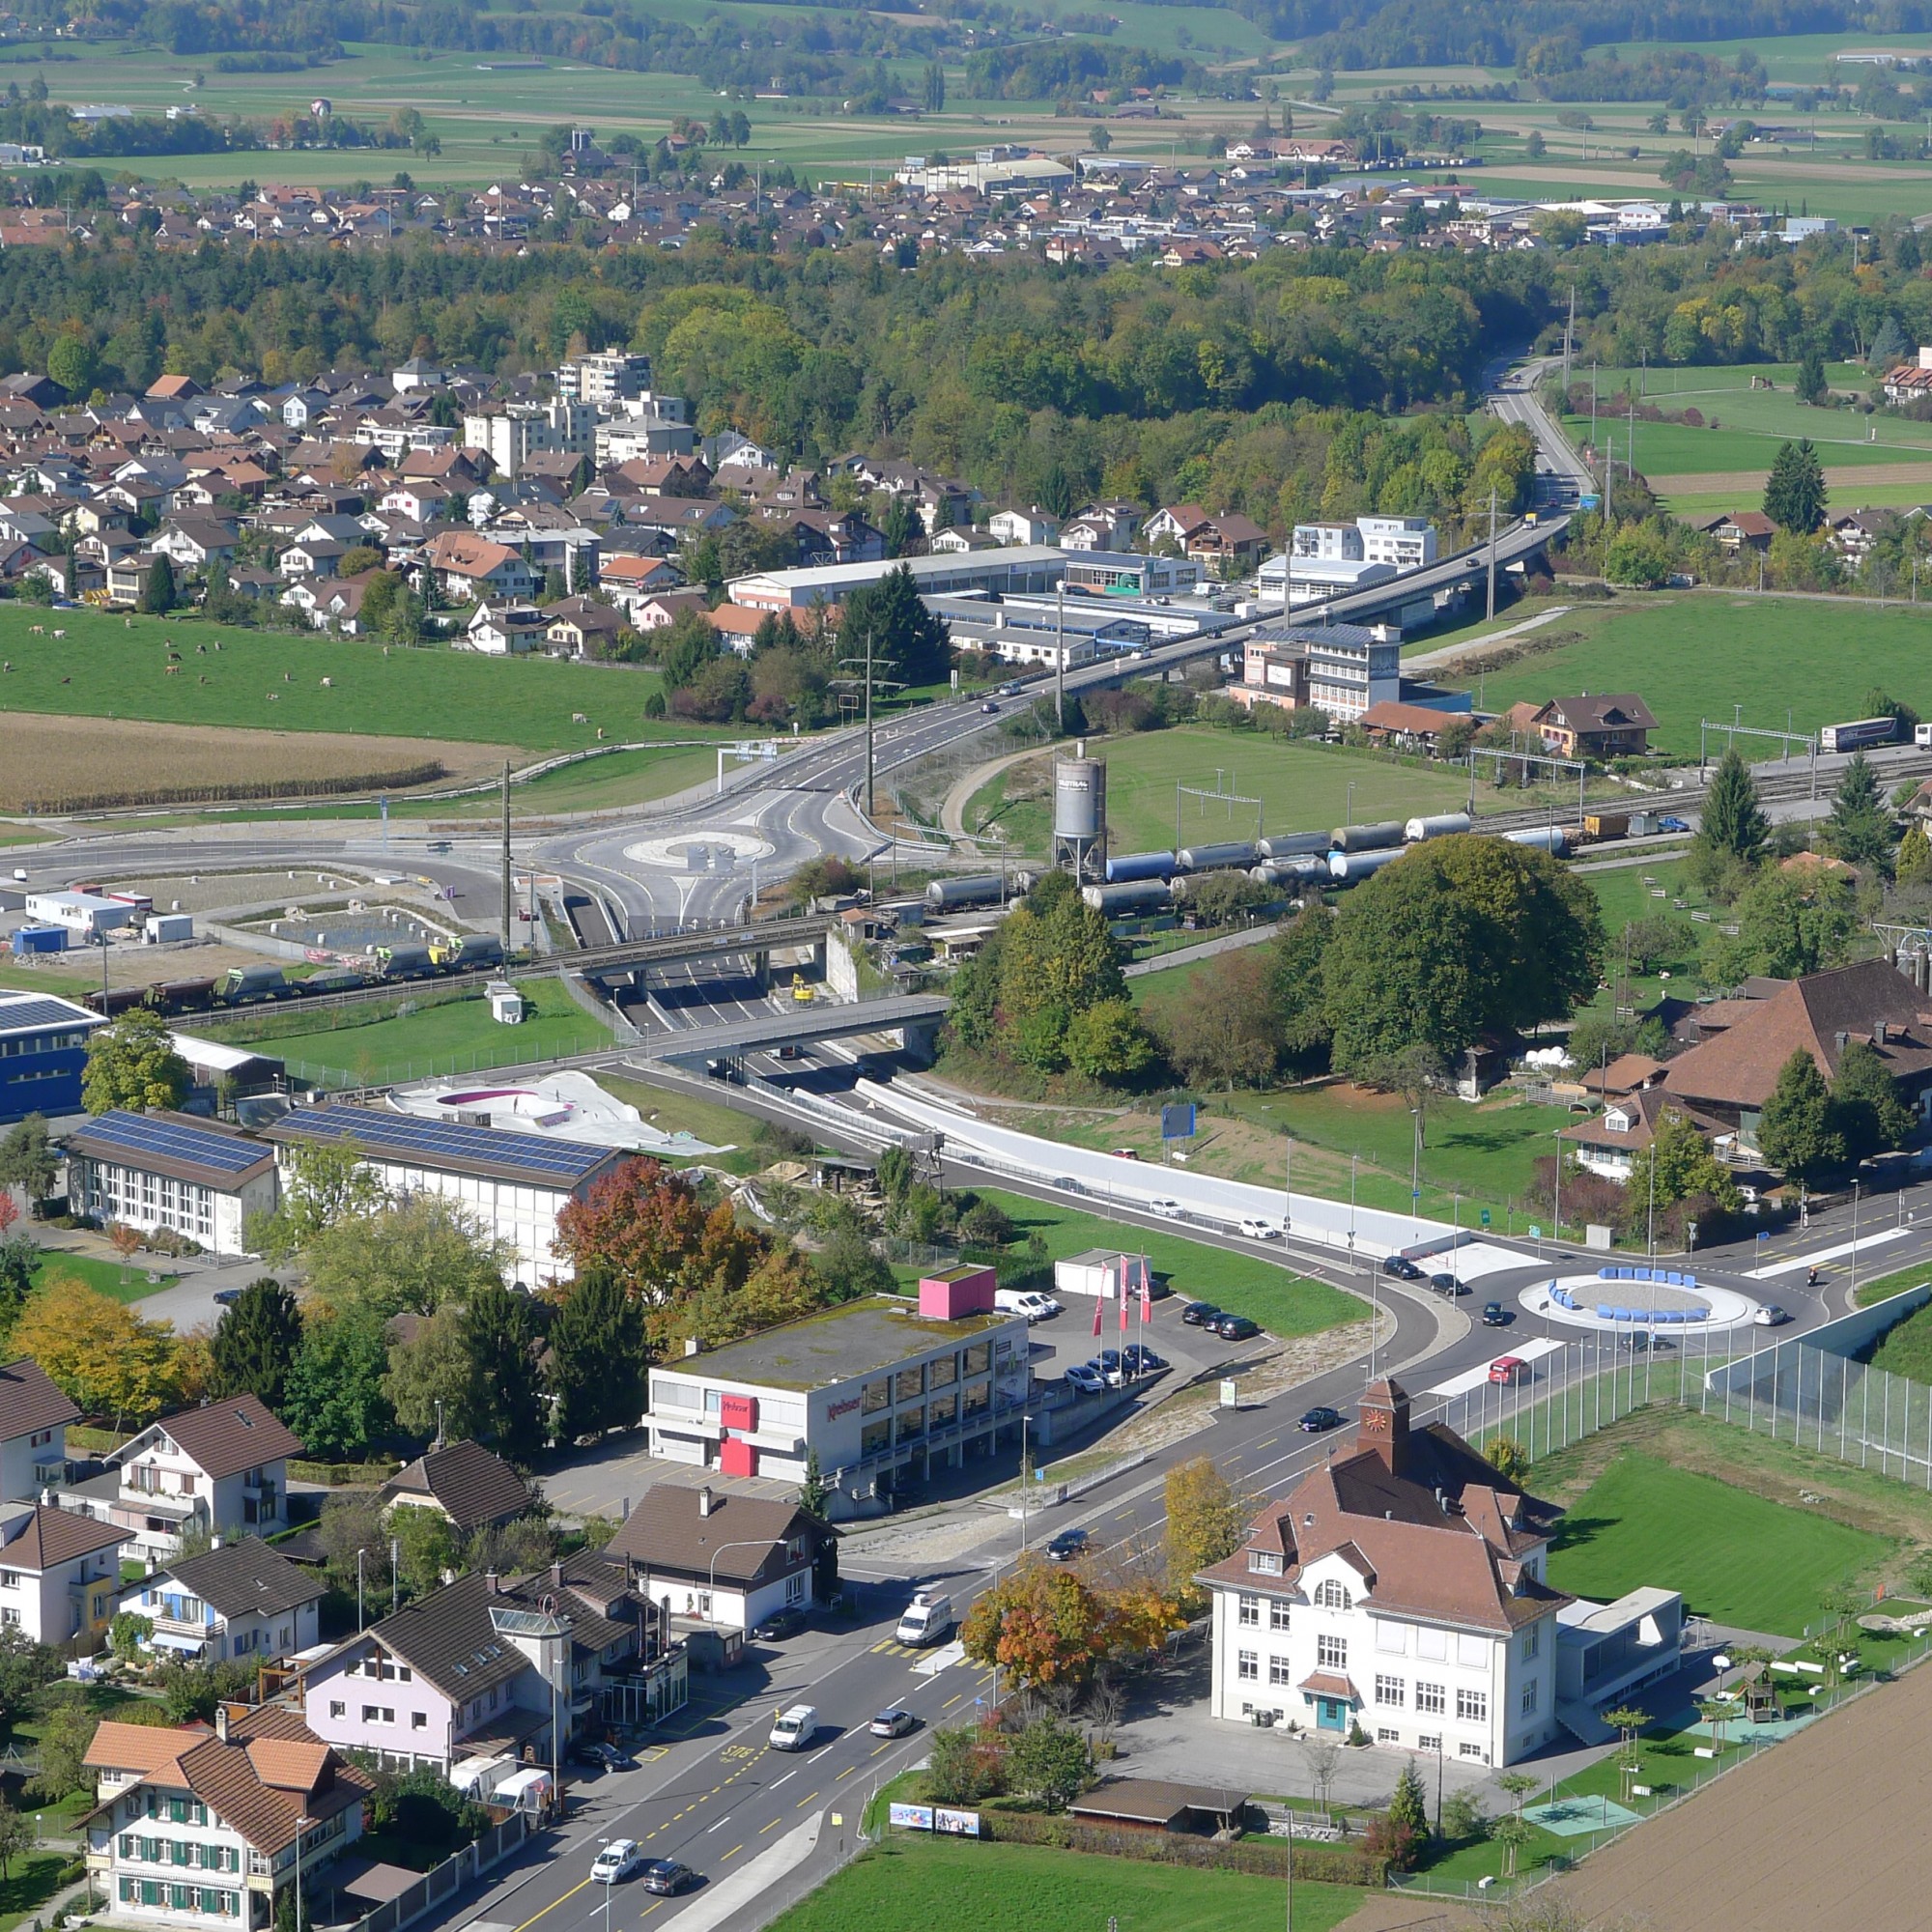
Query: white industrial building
[
  {"left": 1262, "top": 517, "right": 1436, "bottom": 609},
  {"left": 644, "top": 1289, "right": 1032, "bottom": 1518},
  {"left": 727, "top": 545, "right": 1067, "bottom": 612},
  {"left": 24, "top": 891, "right": 139, "bottom": 936},
  {"left": 263, "top": 1103, "right": 625, "bottom": 1287}
]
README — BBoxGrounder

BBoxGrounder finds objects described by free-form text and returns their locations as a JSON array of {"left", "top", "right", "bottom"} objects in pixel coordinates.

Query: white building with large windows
[{"left": 1198, "top": 1378, "right": 1569, "bottom": 1769}]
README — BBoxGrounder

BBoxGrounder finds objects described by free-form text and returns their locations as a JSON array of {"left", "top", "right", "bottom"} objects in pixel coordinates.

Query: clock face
[{"left": 1363, "top": 1406, "right": 1390, "bottom": 1432}]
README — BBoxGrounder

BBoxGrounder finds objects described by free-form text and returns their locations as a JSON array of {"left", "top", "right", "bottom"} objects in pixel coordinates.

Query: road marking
[
  {"left": 639, "top": 1906, "right": 662, "bottom": 1922},
  {"left": 869, "top": 1743, "right": 892, "bottom": 1757},
  {"left": 796, "top": 1791, "right": 818, "bottom": 1808},
  {"left": 704, "top": 1815, "right": 732, "bottom": 1833},
  {"left": 835, "top": 1766, "right": 857, "bottom": 1780},
  {"left": 510, "top": 1876, "right": 593, "bottom": 1932},
  {"left": 771, "top": 1769, "right": 796, "bottom": 1788},
  {"left": 940, "top": 1694, "right": 964, "bottom": 1711},
  {"left": 721, "top": 1845, "right": 743, "bottom": 1862},
  {"left": 760, "top": 1816, "right": 783, "bottom": 1833}
]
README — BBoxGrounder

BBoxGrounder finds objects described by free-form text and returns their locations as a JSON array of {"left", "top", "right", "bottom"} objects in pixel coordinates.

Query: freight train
[{"left": 82, "top": 935, "right": 508, "bottom": 1019}]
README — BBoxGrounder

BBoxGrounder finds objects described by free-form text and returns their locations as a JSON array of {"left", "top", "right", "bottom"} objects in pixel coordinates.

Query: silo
[{"left": 1052, "top": 754, "right": 1108, "bottom": 881}]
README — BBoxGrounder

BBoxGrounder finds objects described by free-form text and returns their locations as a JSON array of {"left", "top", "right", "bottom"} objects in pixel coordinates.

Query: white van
[
  {"left": 994, "top": 1290, "right": 1057, "bottom": 1322},
  {"left": 1917, "top": 723, "right": 1932, "bottom": 749},
  {"left": 895, "top": 1591, "right": 953, "bottom": 1647},
  {"left": 769, "top": 1704, "right": 818, "bottom": 1752}
]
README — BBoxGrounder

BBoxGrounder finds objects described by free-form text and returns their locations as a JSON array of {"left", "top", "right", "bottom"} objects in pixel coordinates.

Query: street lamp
[
  {"left": 1409, "top": 1107, "right": 1422, "bottom": 1238},
  {"left": 291, "top": 1813, "right": 312, "bottom": 1932},
  {"left": 597, "top": 1837, "right": 611, "bottom": 1932}
]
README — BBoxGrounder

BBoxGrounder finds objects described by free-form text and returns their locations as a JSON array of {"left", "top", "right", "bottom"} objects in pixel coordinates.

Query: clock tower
[{"left": 1356, "top": 1377, "right": 1411, "bottom": 1472}]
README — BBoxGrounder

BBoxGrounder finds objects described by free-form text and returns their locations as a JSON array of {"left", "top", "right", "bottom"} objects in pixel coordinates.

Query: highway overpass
[{"left": 630, "top": 992, "right": 952, "bottom": 1065}]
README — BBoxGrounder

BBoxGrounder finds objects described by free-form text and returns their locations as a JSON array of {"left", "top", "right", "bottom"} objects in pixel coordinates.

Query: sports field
[
  {"left": 969, "top": 728, "right": 1478, "bottom": 857},
  {"left": 1546, "top": 1451, "right": 1890, "bottom": 1635},
  {"left": 1455, "top": 594, "right": 1932, "bottom": 760},
  {"left": 0, "top": 605, "right": 702, "bottom": 754}
]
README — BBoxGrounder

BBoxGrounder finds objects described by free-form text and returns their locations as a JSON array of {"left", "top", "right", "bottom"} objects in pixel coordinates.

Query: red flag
[
  {"left": 1091, "top": 1293, "right": 1103, "bottom": 1339},
  {"left": 1140, "top": 1253, "right": 1152, "bottom": 1324},
  {"left": 1118, "top": 1258, "right": 1128, "bottom": 1335}
]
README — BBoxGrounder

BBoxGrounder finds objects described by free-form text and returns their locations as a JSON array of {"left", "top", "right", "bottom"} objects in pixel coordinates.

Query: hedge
[{"left": 981, "top": 1810, "right": 1387, "bottom": 1887}]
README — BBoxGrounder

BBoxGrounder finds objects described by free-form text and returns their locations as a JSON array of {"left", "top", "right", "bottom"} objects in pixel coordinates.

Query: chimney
[
  {"left": 551, "top": 1560, "right": 563, "bottom": 1593},
  {"left": 684, "top": 1337, "right": 704, "bottom": 1358},
  {"left": 1877, "top": 1021, "right": 1889, "bottom": 1046},
  {"left": 210, "top": 1534, "right": 222, "bottom": 1551},
  {"left": 484, "top": 1569, "right": 499, "bottom": 1596},
  {"left": 698, "top": 1486, "right": 715, "bottom": 1519},
  {"left": 214, "top": 1703, "right": 229, "bottom": 1744}
]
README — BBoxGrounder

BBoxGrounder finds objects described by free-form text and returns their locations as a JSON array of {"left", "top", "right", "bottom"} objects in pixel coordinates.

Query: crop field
[
  {"left": 0, "top": 606, "right": 711, "bottom": 755},
  {"left": 968, "top": 727, "right": 1481, "bottom": 857},
  {"left": 1546, "top": 1451, "right": 1890, "bottom": 1635},
  {"left": 0, "top": 713, "right": 528, "bottom": 813},
  {"left": 1452, "top": 593, "right": 1932, "bottom": 760}
]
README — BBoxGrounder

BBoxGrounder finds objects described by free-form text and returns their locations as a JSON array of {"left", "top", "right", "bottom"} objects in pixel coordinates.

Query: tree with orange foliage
[
  {"left": 553, "top": 1159, "right": 762, "bottom": 1309},
  {"left": 961, "top": 1558, "right": 1108, "bottom": 1690}
]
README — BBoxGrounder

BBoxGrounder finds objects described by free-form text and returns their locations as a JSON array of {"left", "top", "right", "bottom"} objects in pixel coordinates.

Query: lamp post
[
  {"left": 1409, "top": 1107, "right": 1421, "bottom": 1238},
  {"left": 597, "top": 1837, "right": 611, "bottom": 1932},
  {"left": 356, "top": 1548, "right": 366, "bottom": 1634},
  {"left": 291, "top": 1813, "right": 312, "bottom": 1932},
  {"left": 1018, "top": 1415, "right": 1033, "bottom": 1550}
]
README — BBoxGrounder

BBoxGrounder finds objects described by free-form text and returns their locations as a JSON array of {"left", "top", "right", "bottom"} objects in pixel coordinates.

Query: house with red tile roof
[{"left": 1199, "top": 1378, "right": 1574, "bottom": 1766}]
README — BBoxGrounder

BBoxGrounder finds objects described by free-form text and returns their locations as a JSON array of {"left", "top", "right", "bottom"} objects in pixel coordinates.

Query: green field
[
  {"left": 966, "top": 1187, "right": 1362, "bottom": 1338},
  {"left": 1547, "top": 1451, "right": 1891, "bottom": 1635},
  {"left": 768, "top": 1834, "right": 1361, "bottom": 1932},
  {"left": 0, "top": 604, "right": 703, "bottom": 754},
  {"left": 206, "top": 975, "right": 608, "bottom": 1088},
  {"left": 1453, "top": 594, "right": 1932, "bottom": 760},
  {"left": 971, "top": 728, "right": 1479, "bottom": 857},
  {"left": 1855, "top": 1263, "right": 1932, "bottom": 1308},
  {"left": 32, "top": 1250, "right": 179, "bottom": 1303},
  {"left": 1868, "top": 1295, "right": 1932, "bottom": 1384}
]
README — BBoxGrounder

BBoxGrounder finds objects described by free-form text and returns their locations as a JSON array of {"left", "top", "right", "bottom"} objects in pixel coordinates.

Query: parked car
[
  {"left": 1481, "top": 1302, "right": 1513, "bottom": 1327},
  {"left": 869, "top": 1707, "right": 918, "bottom": 1738},
  {"left": 1380, "top": 1256, "right": 1423, "bottom": 1281},
  {"left": 1753, "top": 1303, "right": 1790, "bottom": 1326},
  {"left": 1094, "top": 1350, "right": 1125, "bottom": 1387},
  {"left": 1212, "top": 1314, "right": 1260, "bottom": 1342},
  {"left": 1298, "top": 1406, "right": 1343, "bottom": 1433},
  {"left": 753, "top": 1607, "right": 806, "bottom": 1642},
  {"left": 572, "top": 1740, "right": 636, "bottom": 1773},
  {"left": 1111, "top": 1147, "right": 1141, "bottom": 1160},
  {"left": 1429, "top": 1272, "right": 1468, "bottom": 1297},
  {"left": 213, "top": 1288, "right": 242, "bottom": 1306},
  {"left": 1065, "top": 1363, "right": 1106, "bottom": 1394},
  {"left": 639, "top": 1861, "right": 695, "bottom": 1897},
  {"left": 1238, "top": 1216, "right": 1283, "bottom": 1240},
  {"left": 1046, "top": 1528, "right": 1091, "bottom": 1562},
  {"left": 592, "top": 1841, "right": 643, "bottom": 1885},
  {"left": 1147, "top": 1197, "right": 1183, "bottom": 1218},
  {"left": 1488, "top": 1356, "right": 1528, "bottom": 1386},
  {"left": 1122, "top": 1344, "right": 1168, "bottom": 1375},
  {"left": 1181, "top": 1301, "right": 1221, "bottom": 1326}
]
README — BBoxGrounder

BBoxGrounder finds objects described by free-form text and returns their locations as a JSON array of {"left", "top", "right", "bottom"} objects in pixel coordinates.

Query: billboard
[
  {"left": 888, "top": 1804, "right": 934, "bottom": 1831},
  {"left": 890, "top": 1803, "right": 980, "bottom": 1835},
  {"left": 1160, "top": 1101, "right": 1197, "bottom": 1141}
]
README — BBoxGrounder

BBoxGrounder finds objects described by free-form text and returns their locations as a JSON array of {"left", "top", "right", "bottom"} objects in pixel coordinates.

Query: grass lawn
[
  {"left": 0, "top": 604, "right": 711, "bottom": 754},
  {"left": 1854, "top": 1262, "right": 1932, "bottom": 1308},
  {"left": 767, "top": 1834, "right": 1361, "bottom": 1932},
  {"left": 1867, "top": 1297, "right": 1932, "bottom": 1384},
  {"left": 969, "top": 727, "right": 1479, "bottom": 857},
  {"left": 963, "top": 1188, "right": 1362, "bottom": 1339},
  {"left": 31, "top": 1251, "right": 179, "bottom": 1304},
  {"left": 1452, "top": 593, "right": 1932, "bottom": 761},
  {"left": 0, "top": 1852, "right": 75, "bottom": 1930},
  {"left": 1546, "top": 1450, "right": 1891, "bottom": 1636},
  {"left": 207, "top": 975, "right": 608, "bottom": 1089},
  {"left": 590, "top": 1072, "right": 765, "bottom": 1176}
]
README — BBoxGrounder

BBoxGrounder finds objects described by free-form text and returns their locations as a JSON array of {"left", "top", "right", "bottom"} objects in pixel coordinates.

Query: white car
[
  {"left": 1238, "top": 1216, "right": 1283, "bottom": 1240},
  {"left": 1147, "top": 1197, "right": 1182, "bottom": 1218},
  {"left": 592, "top": 1840, "right": 643, "bottom": 1885},
  {"left": 1065, "top": 1363, "right": 1106, "bottom": 1394},
  {"left": 1752, "top": 1304, "right": 1790, "bottom": 1327}
]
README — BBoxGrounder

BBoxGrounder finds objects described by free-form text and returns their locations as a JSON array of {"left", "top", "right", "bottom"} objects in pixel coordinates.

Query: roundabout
[
  {"left": 622, "top": 829, "right": 775, "bottom": 870},
  {"left": 1522, "top": 1265, "right": 1765, "bottom": 1334}
]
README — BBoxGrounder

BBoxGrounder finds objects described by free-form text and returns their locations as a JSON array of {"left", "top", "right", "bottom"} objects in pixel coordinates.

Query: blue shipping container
[{"left": 13, "top": 927, "right": 67, "bottom": 954}]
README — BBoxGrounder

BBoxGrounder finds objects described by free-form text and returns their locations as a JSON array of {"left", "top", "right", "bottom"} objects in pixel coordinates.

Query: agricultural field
[
  {"left": 0, "top": 713, "right": 520, "bottom": 814},
  {"left": 767, "top": 1833, "right": 1362, "bottom": 1932},
  {"left": 1451, "top": 593, "right": 1932, "bottom": 760},
  {"left": 1545, "top": 1450, "right": 1891, "bottom": 1635},
  {"left": 0, "top": 605, "right": 699, "bottom": 756},
  {"left": 204, "top": 975, "right": 609, "bottom": 1089},
  {"left": 968, "top": 727, "right": 1481, "bottom": 858}
]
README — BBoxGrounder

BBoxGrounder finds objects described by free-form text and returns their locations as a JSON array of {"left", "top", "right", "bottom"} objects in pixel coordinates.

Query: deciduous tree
[
  {"left": 0, "top": 1116, "right": 56, "bottom": 1206},
  {"left": 11, "top": 1275, "right": 179, "bottom": 1428},
  {"left": 80, "top": 1011, "right": 189, "bottom": 1116},
  {"left": 282, "top": 1305, "right": 393, "bottom": 1462},
  {"left": 298, "top": 1195, "right": 511, "bottom": 1317},
  {"left": 1831, "top": 1037, "right": 1915, "bottom": 1160},
  {"left": 960, "top": 1558, "right": 1107, "bottom": 1689},
  {"left": 1758, "top": 1049, "right": 1844, "bottom": 1181},
  {"left": 250, "top": 1140, "right": 385, "bottom": 1261},
  {"left": 1162, "top": 1457, "right": 1245, "bottom": 1609}
]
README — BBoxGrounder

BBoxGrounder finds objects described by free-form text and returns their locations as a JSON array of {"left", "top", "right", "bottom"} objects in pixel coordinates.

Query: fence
[
  {"left": 280, "top": 1030, "right": 611, "bottom": 1093},
  {"left": 1697, "top": 1289, "right": 1932, "bottom": 1487},
  {"left": 345, "top": 1811, "right": 531, "bottom": 1932}
]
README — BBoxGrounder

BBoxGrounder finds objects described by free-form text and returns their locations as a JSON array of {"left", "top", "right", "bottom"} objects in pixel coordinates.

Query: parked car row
[
  {"left": 1066, "top": 1343, "right": 1171, "bottom": 1393},
  {"left": 1179, "top": 1302, "right": 1260, "bottom": 1341}
]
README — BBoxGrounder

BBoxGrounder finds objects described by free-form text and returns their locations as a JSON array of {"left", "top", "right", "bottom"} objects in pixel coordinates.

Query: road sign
[
  {"left": 1529, "top": 1225, "right": 1543, "bottom": 1239},
  {"left": 1480, "top": 1208, "right": 1492, "bottom": 1228},
  {"left": 1160, "top": 1102, "right": 1197, "bottom": 1140}
]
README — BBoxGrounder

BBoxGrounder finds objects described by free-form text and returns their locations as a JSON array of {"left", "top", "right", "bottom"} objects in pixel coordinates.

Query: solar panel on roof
[
  {"left": 0, "top": 996, "right": 99, "bottom": 1035},
  {"left": 71, "top": 1111, "right": 268, "bottom": 1176},
  {"left": 288, "top": 1105, "right": 610, "bottom": 1179}
]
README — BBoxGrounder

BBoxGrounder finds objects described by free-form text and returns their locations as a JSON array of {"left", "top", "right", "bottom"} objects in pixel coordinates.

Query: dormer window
[
  {"left": 1313, "top": 1578, "right": 1353, "bottom": 1611},
  {"left": 1247, "top": 1550, "right": 1283, "bottom": 1576}
]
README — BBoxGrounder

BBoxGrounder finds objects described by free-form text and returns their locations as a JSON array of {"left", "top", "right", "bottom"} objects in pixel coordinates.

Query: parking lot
[{"left": 1017, "top": 1292, "right": 1239, "bottom": 1392}]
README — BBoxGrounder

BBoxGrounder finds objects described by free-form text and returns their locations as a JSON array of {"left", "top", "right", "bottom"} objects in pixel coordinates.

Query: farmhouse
[{"left": 1508, "top": 694, "right": 1657, "bottom": 760}]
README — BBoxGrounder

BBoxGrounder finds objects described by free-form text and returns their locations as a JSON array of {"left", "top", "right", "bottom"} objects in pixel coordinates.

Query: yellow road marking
[
  {"left": 869, "top": 1743, "right": 892, "bottom": 1757},
  {"left": 941, "top": 1694, "right": 964, "bottom": 1711},
  {"left": 759, "top": 1817, "right": 783, "bottom": 1833},
  {"left": 509, "top": 1875, "right": 593, "bottom": 1932},
  {"left": 835, "top": 1765, "right": 856, "bottom": 1780},
  {"left": 722, "top": 1845, "right": 744, "bottom": 1861},
  {"left": 796, "top": 1791, "right": 818, "bottom": 1808},
  {"left": 868, "top": 1639, "right": 893, "bottom": 1653}
]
